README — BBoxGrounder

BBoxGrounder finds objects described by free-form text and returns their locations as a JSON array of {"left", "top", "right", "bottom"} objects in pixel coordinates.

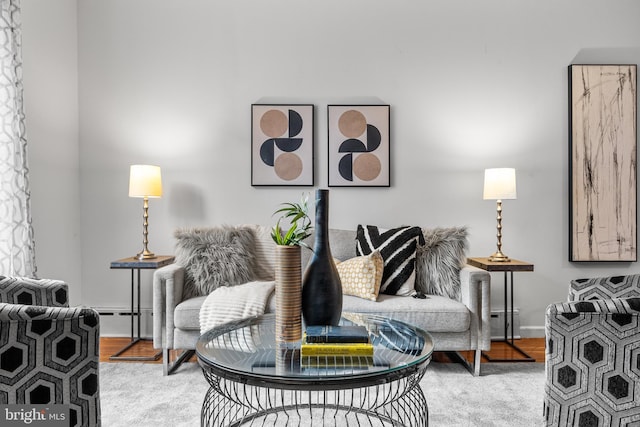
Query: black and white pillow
[{"left": 356, "top": 225, "right": 425, "bottom": 296}]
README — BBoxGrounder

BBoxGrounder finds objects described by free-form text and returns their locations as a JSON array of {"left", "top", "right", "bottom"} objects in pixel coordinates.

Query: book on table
[
  {"left": 301, "top": 325, "right": 373, "bottom": 359},
  {"left": 301, "top": 355, "right": 375, "bottom": 368},
  {"left": 300, "top": 340, "right": 374, "bottom": 357},
  {"left": 301, "top": 337, "right": 373, "bottom": 358},
  {"left": 304, "top": 325, "right": 370, "bottom": 343}
]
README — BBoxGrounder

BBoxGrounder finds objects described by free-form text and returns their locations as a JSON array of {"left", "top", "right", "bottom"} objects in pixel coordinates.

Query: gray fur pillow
[
  {"left": 415, "top": 226, "right": 468, "bottom": 301},
  {"left": 174, "top": 226, "right": 257, "bottom": 299}
]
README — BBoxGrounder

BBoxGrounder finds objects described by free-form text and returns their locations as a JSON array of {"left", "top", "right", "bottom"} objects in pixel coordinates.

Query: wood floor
[{"left": 99, "top": 337, "right": 546, "bottom": 364}]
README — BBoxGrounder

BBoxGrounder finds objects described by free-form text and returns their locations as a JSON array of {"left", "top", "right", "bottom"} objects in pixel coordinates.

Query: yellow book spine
[
  {"left": 300, "top": 343, "right": 374, "bottom": 356},
  {"left": 301, "top": 356, "right": 374, "bottom": 367}
]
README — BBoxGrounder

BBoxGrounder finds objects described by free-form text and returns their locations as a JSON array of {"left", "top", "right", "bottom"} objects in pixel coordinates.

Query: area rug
[{"left": 100, "top": 361, "right": 545, "bottom": 426}]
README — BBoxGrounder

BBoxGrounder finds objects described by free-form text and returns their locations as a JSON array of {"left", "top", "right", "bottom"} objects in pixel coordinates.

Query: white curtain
[{"left": 0, "top": 0, "right": 37, "bottom": 277}]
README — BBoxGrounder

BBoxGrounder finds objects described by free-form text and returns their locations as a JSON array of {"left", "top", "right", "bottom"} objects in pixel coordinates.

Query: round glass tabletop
[{"left": 196, "top": 312, "right": 434, "bottom": 389}]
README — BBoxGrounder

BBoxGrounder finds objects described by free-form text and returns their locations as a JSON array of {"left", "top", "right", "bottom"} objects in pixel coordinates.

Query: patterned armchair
[
  {"left": 544, "top": 274, "right": 640, "bottom": 426},
  {"left": 0, "top": 276, "right": 101, "bottom": 427}
]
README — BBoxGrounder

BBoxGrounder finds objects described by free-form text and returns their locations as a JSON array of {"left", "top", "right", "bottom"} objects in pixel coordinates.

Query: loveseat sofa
[{"left": 153, "top": 224, "right": 491, "bottom": 376}]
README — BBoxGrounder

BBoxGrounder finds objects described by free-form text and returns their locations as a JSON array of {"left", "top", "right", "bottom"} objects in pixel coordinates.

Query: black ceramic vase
[{"left": 301, "top": 189, "right": 343, "bottom": 326}]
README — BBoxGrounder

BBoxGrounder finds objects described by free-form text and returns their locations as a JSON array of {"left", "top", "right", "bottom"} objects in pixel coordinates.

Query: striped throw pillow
[{"left": 356, "top": 225, "right": 425, "bottom": 296}]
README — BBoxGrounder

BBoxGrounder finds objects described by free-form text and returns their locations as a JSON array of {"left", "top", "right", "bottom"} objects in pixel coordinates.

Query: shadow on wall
[{"left": 168, "top": 183, "right": 205, "bottom": 223}]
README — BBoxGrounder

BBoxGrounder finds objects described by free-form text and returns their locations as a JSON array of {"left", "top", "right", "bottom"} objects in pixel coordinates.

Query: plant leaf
[{"left": 271, "top": 192, "right": 312, "bottom": 246}]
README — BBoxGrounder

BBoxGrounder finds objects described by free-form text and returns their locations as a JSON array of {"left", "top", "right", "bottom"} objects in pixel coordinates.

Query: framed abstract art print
[
  {"left": 251, "top": 104, "right": 314, "bottom": 186},
  {"left": 327, "top": 105, "right": 390, "bottom": 187}
]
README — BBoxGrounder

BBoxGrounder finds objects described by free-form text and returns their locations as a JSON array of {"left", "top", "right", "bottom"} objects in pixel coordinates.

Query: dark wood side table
[
  {"left": 109, "top": 255, "right": 175, "bottom": 361},
  {"left": 467, "top": 257, "right": 535, "bottom": 362}
]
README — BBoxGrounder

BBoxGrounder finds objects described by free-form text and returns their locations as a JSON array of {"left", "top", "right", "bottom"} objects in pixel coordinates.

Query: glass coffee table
[{"left": 196, "top": 312, "right": 433, "bottom": 426}]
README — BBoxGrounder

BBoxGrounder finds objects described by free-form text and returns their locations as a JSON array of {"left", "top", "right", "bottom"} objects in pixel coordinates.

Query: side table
[
  {"left": 109, "top": 255, "right": 175, "bottom": 361},
  {"left": 467, "top": 257, "right": 534, "bottom": 362}
]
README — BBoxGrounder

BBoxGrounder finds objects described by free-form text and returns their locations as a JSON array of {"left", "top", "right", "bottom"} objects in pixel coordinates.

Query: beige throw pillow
[{"left": 335, "top": 251, "right": 384, "bottom": 301}]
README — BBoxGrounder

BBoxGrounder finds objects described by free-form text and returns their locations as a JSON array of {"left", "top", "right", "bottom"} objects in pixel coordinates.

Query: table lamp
[
  {"left": 129, "top": 164, "right": 162, "bottom": 260},
  {"left": 483, "top": 168, "right": 516, "bottom": 262}
]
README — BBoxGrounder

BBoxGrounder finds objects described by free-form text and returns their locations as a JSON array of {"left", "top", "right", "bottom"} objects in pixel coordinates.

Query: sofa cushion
[
  {"left": 356, "top": 225, "right": 425, "bottom": 296},
  {"left": 415, "top": 226, "right": 468, "bottom": 301},
  {"left": 267, "top": 292, "right": 471, "bottom": 333},
  {"left": 174, "top": 226, "right": 257, "bottom": 299},
  {"left": 174, "top": 295, "right": 207, "bottom": 330},
  {"left": 340, "top": 294, "right": 470, "bottom": 333},
  {"left": 301, "top": 228, "right": 358, "bottom": 269},
  {"left": 335, "top": 251, "right": 384, "bottom": 301},
  {"left": 243, "top": 224, "right": 276, "bottom": 281}
]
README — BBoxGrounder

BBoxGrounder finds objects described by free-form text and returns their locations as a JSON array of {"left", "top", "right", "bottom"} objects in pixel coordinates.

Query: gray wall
[
  {"left": 21, "top": 0, "right": 640, "bottom": 337},
  {"left": 22, "top": 0, "right": 81, "bottom": 301}
]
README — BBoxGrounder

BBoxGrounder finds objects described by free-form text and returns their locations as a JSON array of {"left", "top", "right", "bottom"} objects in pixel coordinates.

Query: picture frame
[
  {"left": 569, "top": 64, "right": 637, "bottom": 262},
  {"left": 327, "top": 105, "right": 390, "bottom": 187},
  {"left": 251, "top": 104, "right": 314, "bottom": 186}
]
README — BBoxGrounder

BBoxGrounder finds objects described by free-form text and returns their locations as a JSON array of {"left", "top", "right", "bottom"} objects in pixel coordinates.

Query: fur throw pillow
[
  {"left": 415, "top": 226, "right": 468, "bottom": 301},
  {"left": 174, "top": 226, "right": 257, "bottom": 299}
]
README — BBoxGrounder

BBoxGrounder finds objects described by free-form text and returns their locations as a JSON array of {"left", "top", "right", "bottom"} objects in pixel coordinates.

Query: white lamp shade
[
  {"left": 483, "top": 168, "right": 516, "bottom": 200},
  {"left": 129, "top": 165, "right": 163, "bottom": 198}
]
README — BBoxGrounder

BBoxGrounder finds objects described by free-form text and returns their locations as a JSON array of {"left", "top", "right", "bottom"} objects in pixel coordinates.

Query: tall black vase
[{"left": 301, "top": 189, "right": 343, "bottom": 326}]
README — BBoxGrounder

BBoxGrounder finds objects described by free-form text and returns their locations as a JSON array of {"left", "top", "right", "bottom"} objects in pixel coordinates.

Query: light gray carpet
[{"left": 100, "top": 361, "right": 545, "bottom": 426}]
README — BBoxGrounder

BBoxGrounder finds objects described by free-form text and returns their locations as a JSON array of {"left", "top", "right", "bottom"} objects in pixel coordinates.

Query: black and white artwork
[{"left": 569, "top": 64, "right": 637, "bottom": 261}]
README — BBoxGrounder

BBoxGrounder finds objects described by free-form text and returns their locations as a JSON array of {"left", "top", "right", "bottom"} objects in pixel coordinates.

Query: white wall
[
  {"left": 21, "top": 0, "right": 640, "bottom": 337},
  {"left": 21, "top": 0, "right": 81, "bottom": 302}
]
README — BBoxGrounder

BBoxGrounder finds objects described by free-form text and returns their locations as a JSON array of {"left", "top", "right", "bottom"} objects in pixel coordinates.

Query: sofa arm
[
  {"left": 547, "top": 296, "right": 640, "bottom": 317},
  {"left": 544, "top": 297, "right": 640, "bottom": 425},
  {"left": 569, "top": 274, "right": 640, "bottom": 301},
  {"left": 153, "top": 263, "right": 186, "bottom": 349},
  {"left": 0, "top": 276, "right": 69, "bottom": 307},
  {"left": 459, "top": 264, "right": 491, "bottom": 350}
]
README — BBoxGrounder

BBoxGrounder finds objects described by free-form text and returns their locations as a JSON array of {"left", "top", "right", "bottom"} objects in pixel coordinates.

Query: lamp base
[
  {"left": 136, "top": 250, "right": 157, "bottom": 260},
  {"left": 488, "top": 251, "right": 510, "bottom": 262}
]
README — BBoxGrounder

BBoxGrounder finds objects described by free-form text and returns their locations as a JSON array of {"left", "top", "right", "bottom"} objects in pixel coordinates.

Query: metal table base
[
  {"left": 482, "top": 270, "right": 535, "bottom": 363},
  {"left": 201, "top": 369, "right": 428, "bottom": 426},
  {"left": 109, "top": 267, "right": 162, "bottom": 361}
]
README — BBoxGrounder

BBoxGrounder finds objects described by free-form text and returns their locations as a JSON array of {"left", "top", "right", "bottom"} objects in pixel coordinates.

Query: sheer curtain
[{"left": 0, "top": 0, "right": 37, "bottom": 277}]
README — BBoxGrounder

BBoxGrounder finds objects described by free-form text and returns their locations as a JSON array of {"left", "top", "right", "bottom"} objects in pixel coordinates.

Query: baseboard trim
[
  {"left": 94, "top": 307, "right": 153, "bottom": 337},
  {"left": 519, "top": 326, "right": 545, "bottom": 338}
]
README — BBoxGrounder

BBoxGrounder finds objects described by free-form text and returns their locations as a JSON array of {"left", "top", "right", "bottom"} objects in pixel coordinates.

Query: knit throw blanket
[{"left": 199, "top": 280, "right": 275, "bottom": 335}]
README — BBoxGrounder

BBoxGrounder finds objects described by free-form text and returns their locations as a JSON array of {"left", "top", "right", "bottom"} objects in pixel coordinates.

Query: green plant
[{"left": 271, "top": 193, "right": 312, "bottom": 246}]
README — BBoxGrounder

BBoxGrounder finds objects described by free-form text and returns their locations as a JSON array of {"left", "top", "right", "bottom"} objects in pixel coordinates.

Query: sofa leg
[
  {"left": 163, "top": 348, "right": 170, "bottom": 376},
  {"left": 445, "top": 351, "right": 482, "bottom": 376},
  {"left": 163, "top": 348, "right": 195, "bottom": 376},
  {"left": 473, "top": 350, "right": 482, "bottom": 376}
]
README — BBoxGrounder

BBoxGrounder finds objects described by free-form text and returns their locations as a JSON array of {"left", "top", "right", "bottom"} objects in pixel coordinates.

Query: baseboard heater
[
  {"left": 98, "top": 312, "right": 140, "bottom": 317},
  {"left": 490, "top": 309, "right": 521, "bottom": 340},
  {"left": 94, "top": 308, "right": 154, "bottom": 337},
  {"left": 94, "top": 308, "right": 153, "bottom": 317}
]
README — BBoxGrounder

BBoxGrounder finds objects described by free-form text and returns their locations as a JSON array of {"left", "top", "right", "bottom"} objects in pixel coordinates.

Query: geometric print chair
[
  {"left": 0, "top": 276, "right": 101, "bottom": 427},
  {"left": 544, "top": 274, "right": 640, "bottom": 427}
]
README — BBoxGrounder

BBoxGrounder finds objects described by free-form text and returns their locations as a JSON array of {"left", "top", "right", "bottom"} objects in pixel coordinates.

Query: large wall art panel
[{"left": 569, "top": 64, "right": 637, "bottom": 262}]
